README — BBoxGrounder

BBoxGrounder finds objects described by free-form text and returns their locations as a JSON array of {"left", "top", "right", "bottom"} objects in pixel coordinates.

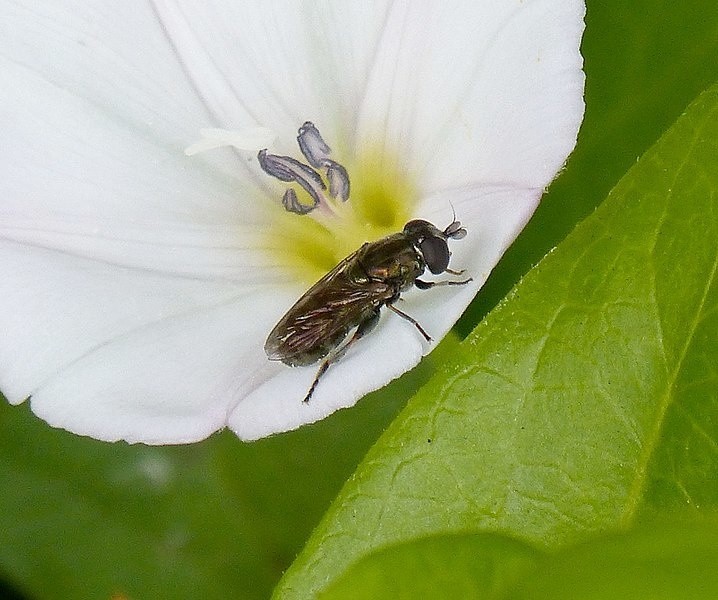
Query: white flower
[{"left": 0, "top": 0, "right": 585, "bottom": 443}]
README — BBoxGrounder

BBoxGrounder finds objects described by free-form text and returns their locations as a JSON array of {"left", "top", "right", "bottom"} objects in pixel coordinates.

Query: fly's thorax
[{"left": 356, "top": 235, "right": 425, "bottom": 287}]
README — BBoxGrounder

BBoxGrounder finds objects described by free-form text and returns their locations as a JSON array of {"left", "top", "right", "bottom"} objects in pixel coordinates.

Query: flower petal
[
  {"left": 1, "top": 1, "right": 209, "bottom": 149},
  {"left": 1, "top": 56, "right": 278, "bottom": 281},
  {"left": 0, "top": 2, "right": 298, "bottom": 443},
  {"left": 149, "top": 0, "right": 393, "bottom": 150},
  {"left": 353, "top": 0, "right": 585, "bottom": 191},
  {"left": 27, "top": 287, "right": 288, "bottom": 445},
  {"left": 149, "top": 0, "right": 584, "bottom": 176},
  {"left": 0, "top": 240, "right": 246, "bottom": 394}
]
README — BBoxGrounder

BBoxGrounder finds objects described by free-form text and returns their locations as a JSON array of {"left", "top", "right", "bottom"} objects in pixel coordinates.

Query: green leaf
[
  {"left": 320, "top": 519, "right": 718, "bottom": 600},
  {"left": 274, "top": 83, "right": 718, "bottom": 598},
  {"left": 509, "top": 518, "right": 718, "bottom": 600},
  {"left": 321, "top": 533, "right": 539, "bottom": 600}
]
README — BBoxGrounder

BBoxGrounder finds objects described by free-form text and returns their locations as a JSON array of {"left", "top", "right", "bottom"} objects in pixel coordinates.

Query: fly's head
[{"left": 403, "top": 219, "right": 467, "bottom": 275}]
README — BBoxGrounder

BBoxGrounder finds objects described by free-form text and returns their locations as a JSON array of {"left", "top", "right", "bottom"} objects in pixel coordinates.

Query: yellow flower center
[{"left": 262, "top": 145, "right": 417, "bottom": 285}]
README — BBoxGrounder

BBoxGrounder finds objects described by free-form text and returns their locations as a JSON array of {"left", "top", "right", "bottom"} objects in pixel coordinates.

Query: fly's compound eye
[{"left": 419, "top": 236, "right": 451, "bottom": 274}]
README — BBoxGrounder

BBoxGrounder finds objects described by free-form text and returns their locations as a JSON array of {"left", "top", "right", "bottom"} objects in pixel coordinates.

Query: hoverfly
[{"left": 265, "top": 218, "right": 471, "bottom": 402}]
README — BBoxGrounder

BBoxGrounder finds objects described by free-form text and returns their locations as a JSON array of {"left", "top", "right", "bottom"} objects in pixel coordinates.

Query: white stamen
[{"left": 184, "top": 127, "right": 276, "bottom": 156}]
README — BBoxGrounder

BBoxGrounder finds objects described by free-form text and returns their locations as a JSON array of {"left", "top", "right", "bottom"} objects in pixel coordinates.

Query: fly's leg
[
  {"left": 414, "top": 276, "right": 472, "bottom": 290},
  {"left": 388, "top": 276, "right": 472, "bottom": 341},
  {"left": 387, "top": 304, "right": 432, "bottom": 342},
  {"left": 303, "top": 362, "right": 329, "bottom": 404},
  {"left": 303, "top": 309, "right": 381, "bottom": 403}
]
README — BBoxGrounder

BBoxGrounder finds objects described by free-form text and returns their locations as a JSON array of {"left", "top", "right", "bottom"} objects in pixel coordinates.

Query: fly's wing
[{"left": 265, "top": 250, "right": 388, "bottom": 366}]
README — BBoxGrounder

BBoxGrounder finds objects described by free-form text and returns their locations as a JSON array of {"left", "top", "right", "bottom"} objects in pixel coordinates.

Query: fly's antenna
[{"left": 444, "top": 202, "right": 467, "bottom": 239}]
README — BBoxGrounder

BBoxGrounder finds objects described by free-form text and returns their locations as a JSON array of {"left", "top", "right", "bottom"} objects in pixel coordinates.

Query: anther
[
  {"left": 297, "top": 121, "right": 332, "bottom": 168},
  {"left": 282, "top": 188, "right": 317, "bottom": 215},
  {"left": 258, "top": 122, "right": 352, "bottom": 214},
  {"left": 297, "top": 122, "right": 350, "bottom": 201},
  {"left": 258, "top": 149, "right": 327, "bottom": 214},
  {"left": 326, "top": 161, "right": 350, "bottom": 202},
  {"left": 257, "top": 149, "right": 324, "bottom": 187}
]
